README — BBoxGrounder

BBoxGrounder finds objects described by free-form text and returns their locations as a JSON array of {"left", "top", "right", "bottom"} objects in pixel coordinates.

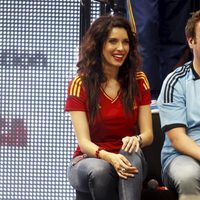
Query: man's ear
[{"left": 187, "top": 37, "right": 194, "bottom": 49}]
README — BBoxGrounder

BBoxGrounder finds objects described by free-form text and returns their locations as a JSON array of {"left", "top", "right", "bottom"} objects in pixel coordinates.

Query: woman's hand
[
  {"left": 107, "top": 152, "right": 138, "bottom": 179},
  {"left": 121, "top": 136, "right": 139, "bottom": 153}
]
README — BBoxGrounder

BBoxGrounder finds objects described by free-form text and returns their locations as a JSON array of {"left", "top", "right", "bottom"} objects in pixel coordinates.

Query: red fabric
[{"left": 65, "top": 73, "right": 151, "bottom": 158}]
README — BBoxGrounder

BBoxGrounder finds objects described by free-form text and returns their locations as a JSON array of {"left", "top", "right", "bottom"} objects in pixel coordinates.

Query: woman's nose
[{"left": 117, "top": 42, "right": 124, "bottom": 50}]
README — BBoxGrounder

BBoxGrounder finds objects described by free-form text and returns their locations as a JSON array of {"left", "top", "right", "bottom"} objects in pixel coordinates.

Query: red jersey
[{"left": 65, "top": 71, "right": 151, "bottom": 158}]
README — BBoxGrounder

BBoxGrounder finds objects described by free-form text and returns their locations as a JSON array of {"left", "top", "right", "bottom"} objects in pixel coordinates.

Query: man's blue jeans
[
  {"left": 67, "top": 149, "right": 147, "bottom": 200},
  {"left": 162, "top": 155, "right": 200, "bottom": 196}
]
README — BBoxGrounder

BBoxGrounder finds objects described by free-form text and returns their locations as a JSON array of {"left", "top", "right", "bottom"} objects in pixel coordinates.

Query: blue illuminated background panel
[{"left": 0, "top": 1, "right": 99, "bottom": 199}]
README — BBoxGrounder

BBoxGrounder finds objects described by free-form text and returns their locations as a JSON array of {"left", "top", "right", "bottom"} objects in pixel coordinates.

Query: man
[
  {"left": 157, "top": 10, "right": 200, "bottom": 199},
  {"left": 128, "top": 0, "right": 192, "bottom": 99}
]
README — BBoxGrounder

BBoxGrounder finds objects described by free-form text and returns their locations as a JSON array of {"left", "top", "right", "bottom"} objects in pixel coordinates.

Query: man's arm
[{"left": 167, "top": 127, "right": 200, "bottom": 161}]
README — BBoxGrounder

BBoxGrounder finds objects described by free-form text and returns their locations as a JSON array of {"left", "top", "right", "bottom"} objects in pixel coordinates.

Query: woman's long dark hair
[{"left": 77, "top": 15, "right": 141, "bottom": 125}]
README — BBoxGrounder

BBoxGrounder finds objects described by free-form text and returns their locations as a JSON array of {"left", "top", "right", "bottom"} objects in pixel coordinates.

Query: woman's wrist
[
  {"left": 136, "top": 135, "right": 143, "bottom": 147},
  {"left": 95, "top": 147, "right": 104, "bottom": 158},
  {"left": 97, "top": 149, "right": 112, "bottom": 163}
]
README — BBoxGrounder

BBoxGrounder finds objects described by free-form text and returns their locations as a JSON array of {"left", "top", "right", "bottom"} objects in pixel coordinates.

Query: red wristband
[{"left": 95, "top": 147, "right": 104, "bottom": 158}]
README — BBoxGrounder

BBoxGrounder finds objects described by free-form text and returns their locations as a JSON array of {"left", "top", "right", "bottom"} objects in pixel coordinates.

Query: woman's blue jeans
[{"left": 67, "top": 149, "right": 147, "bottom": 200}]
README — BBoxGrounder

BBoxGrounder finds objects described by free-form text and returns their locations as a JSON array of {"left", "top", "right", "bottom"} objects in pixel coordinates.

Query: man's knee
[
  {"left": 179, "top": 194, "right": 200, "bottom": 200},
  {"left": 174, "top": 167, "right": 200, "bottom": 195}
]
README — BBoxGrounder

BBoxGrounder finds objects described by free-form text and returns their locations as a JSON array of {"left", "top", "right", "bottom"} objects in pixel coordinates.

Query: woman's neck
[
  {"left": 101, "top": 79, "right": 121, "bottom": 99},
  {"left": 103, "top": 64, "right": 119, "bottom": 80}
]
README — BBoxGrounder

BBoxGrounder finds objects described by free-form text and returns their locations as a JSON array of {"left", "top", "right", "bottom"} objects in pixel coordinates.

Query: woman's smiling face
[{"left": 102, "top": 27, "right": 130, "bottom": 69}]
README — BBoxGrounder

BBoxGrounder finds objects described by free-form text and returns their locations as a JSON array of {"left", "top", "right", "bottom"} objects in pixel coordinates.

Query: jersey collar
[{"left": 191, "top": 62, "right": 200, "bottom": 80}]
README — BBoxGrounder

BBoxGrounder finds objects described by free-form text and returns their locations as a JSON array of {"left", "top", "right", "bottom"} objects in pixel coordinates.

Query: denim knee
[
  {"left": 166, "top": 156, "right": 200, "bottom": 195},
  {"left": 175, "top": 166, "right": 200, "bottom": 195},
  {"left": 119, "top": 149, "right": 147, "bottom": 179},
  {"left": 89, "top": 161, "right": 118, "bottom": 189},
  {"left": 88, "top": 160, "right": 119, "bottom": 200}
]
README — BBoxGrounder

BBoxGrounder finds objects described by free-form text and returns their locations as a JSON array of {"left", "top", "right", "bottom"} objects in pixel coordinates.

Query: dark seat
[
  {"left": 76, "top": 191, "right": 92, "bottom": 200},
  {"left": 76, "top": 112, "right": 178, "bottom": 200},
  {"left": 141, "top": 112, "right": 178, "bottom": 200},
  {"left": 143, "top": 111, "right": 164, "bottom": 186}
]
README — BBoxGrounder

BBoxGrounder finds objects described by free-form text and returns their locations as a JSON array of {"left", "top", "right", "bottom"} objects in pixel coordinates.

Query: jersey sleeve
[
  {"left": 136, "top": 71, "right": 151, "bottom": 105},
  {"left": 157, "top": 72, "right": 187, "bottom": 132},
  {"left": 64, "top": 76, "right": 87, "bottom": 112}
]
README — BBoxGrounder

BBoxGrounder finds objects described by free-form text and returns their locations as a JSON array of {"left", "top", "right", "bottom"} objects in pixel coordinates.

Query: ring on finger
[{"left": 120, "top": 168, "right": 126, "bottom": 173}]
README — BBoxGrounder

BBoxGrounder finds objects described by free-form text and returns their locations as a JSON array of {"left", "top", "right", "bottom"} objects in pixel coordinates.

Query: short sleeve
[
  {"left": 136, "top": 71, "right": 151, "bottom": 105},
  {"left": 64, "top": 76, "right": 87, "bottom": 112},
  {"left": 157, "top": 72, "right": 187, "bottom": 132}
]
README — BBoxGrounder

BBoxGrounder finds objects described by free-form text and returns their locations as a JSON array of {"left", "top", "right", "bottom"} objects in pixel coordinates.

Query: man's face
[{"left": 188, "top": 22, "right": 200, "bottom": 61}]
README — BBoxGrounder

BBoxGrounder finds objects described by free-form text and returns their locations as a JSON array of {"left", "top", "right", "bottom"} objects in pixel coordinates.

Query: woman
[{"left": 65, "top": 15, "right": 153, "bottom": 200}]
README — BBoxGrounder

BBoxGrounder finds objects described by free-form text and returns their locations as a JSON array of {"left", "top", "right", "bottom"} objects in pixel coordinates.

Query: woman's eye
[
  {"left": 109, "top": 39, "right": 117, "bottom": 44},
  {"left": 123, "top": 40, "right": 130, "bottom": 45},
  {"left": 108, "top": 39, "right": 129, "bottom": 45}
]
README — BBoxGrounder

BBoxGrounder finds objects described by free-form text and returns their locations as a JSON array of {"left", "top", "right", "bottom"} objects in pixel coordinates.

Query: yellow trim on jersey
[
  {"left": 136, "top": 72, "right": 150, "bottom": 90},
  {"left": 127, "top": 0, "right": 136, "bottom": 33},
  {"left": 69, "top": 76, "right": 82, "bottom": 97},
  {"left": 100, "top": 87, "right": 121, "bottom": 103}
]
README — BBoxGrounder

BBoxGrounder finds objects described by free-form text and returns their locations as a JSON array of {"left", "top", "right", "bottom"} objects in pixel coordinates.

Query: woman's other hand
[
  {"left": 121, "top": 136, "right": 139, "bottom": 153},
  {"left": 103, "top": 152, "right": 138, "bottom": 179}
]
